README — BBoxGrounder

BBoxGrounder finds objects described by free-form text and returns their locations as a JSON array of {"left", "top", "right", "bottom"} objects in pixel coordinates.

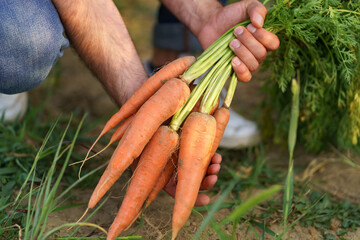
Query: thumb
[{"left": 217, "top": 0, "right": 267, "bottom": 32}]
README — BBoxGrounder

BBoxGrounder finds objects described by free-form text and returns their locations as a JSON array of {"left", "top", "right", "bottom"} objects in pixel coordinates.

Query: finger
[
  {"left": 211, "top": 153, "right": 222, "bottom": 164},
  {"left": 207, "top": 163, "right": 221, "bottom": 175},
  {"left": 232, "top": 57, "right": 252, "bottom": 82},
  {"left": 200, "top": 175, "right": 218, "bottom": 190},
  {"left": 195, "top": 193, "right": 210, "bottom": 207},
  {"left": 246, "top": 0, "right": 267, "bottom": 28},
  {"left": 163, "top": 174, "right": 177, "bottom": 198},
  {"left": 247, "top": 24, "right": 280, "bottom": 51},
  {"left": 164, "top": 176, "right": 211, "bottom": 207},
  {"left": 230, "top": 39, "right": 259, "bottom": 72},
  {"left": 234, "top": 26, "right": 267, "bottom": 62}
]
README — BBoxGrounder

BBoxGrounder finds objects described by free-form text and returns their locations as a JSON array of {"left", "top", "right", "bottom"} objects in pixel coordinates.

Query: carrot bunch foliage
[{"left": 261, "top": 0, "right": 360, "bottom": 151}]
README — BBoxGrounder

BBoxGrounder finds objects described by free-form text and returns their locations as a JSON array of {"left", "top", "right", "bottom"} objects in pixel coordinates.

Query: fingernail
[
  {"left": 247, "top": 24, "right": 257, "bottom": 33},
  {"left": 253, "top": 14, "right": 264, "bottom": 27},
  {"left": 230, "top": 39, "right": 240, "bottom": 49},
  {"left": 234, "top": 26, "right": 244, "bottom": 36},
  {"left": 232, "top": 57, "right": 241, "bottom": 66}
]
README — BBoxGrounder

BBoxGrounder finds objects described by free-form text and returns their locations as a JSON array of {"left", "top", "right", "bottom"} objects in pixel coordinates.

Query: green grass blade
[
  {"left": 219, "top": 185, "right": 282, "bottom": 226},
  {"left": 288, "top": 79, "right": 300, "bottom": 160},
  {"left": 192, "top": 178, "right": 238, "bottom": 240},
  {"left": 39, "top": 222, "right": 108, "bottom": 240},
  {"left": 33, "top": 116, "right": 74, "bottom": 239},
  {"left": 24, "top": 170, "right": 36, "bottom": 239},
  {"left": 276, "top": 195, "right": 324, "bottom": 239},
  {"left": 69, "top": 194, "right": 111, "bottom": 237},
  {"left": 13, "top": 117, "right": 60, "bottom": 204},
  {"left": 55, "top": 161, "right": 107, "bottom": 202},
  {"left": 283, "top": 78, "right": 300, "bottom": 229},
  {"left": 37, "top": 114, "right": 86, "bottom": 239}
]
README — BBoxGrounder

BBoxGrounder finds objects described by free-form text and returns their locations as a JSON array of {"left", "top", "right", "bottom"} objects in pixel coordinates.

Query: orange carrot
[
  {"left": 109, "top": 115, "right": 134, "bottom": 143},
  {"left": 107, "top": 126, "right": 179, "bottom": 240},
  {"left": 145, "top": 108, "right": 228, "bottom": 207},
  {"left": 84, "top": 57, "right": 194, "bottom": 162},
  {"left": 144, "top": 102, "right": 222, "bottom": 208},
  {"left": 172, "top": 112, "right": 217, "bottom": 240},
  {"left": 88, "top": 78, "right": 190, "bottom": 209},
  {"left": 210, "top": 107, "right": 230, "bottom": 159},
  {"left": 84, "top": 56, "right": 195, "bottom": 161},
  {"left": 145, "top": 152, "right": 178, "bottom": 208}
]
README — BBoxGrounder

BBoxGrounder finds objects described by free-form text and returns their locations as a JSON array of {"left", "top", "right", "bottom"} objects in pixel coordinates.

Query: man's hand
[
  {"left": 196, "top": 0, "right": 280, "bottom": 82},
  {"left": 162, "top": 0, "right": 280, "bottom": 82}
]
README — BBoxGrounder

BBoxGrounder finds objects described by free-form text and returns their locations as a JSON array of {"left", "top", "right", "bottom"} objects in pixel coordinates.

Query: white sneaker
[
  {"left": 0, "top": 92, "right": 28, "bottom": 122},
  {"left": 219, "top": 108, "right": 261, "bottom": 149}
]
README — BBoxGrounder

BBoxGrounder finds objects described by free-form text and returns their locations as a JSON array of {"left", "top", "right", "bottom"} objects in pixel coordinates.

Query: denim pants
[{"left": 0, "top": 0, "right": 69, "bottom": 94}]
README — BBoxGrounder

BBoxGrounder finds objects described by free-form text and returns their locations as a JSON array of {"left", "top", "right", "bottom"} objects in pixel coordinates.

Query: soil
[{"left": 27, "top": 1, "right": 360, "bottom": 239}]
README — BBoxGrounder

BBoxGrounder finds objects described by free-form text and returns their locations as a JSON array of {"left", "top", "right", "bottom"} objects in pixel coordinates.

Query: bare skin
[
  {"left": 161, "top": 0, "right": 280, "bottom": 82},
  {"left": 52, "top": 0, "right": 147, "bottom": 106},
  {"left": 51, "top": 0, "right": 279, "bottom": 206}
]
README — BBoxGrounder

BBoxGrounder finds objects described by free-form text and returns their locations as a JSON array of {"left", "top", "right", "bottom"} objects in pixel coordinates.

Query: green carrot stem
[
  {"left": 181, "top": 42, "right": 230, "bottom": 84},
  {"left": 200, "top": 61, "right": 233, "bottom": 114},
  {"left": 170, "top": 50, "right": 233, "bottom": 131},
  {"left": 181, "top": 20, "right": 250, "bottom": 84},
  {"left": 224, "top": 72, "right": 238, "bottom": 109}
]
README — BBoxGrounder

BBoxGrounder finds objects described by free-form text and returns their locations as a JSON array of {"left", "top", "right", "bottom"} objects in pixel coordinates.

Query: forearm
[
  {"left": 52, "top": 0, "right": 147, "bottom": 106},
  {"left": 161, "top": 0, "right": 222, "bottom": 38}
]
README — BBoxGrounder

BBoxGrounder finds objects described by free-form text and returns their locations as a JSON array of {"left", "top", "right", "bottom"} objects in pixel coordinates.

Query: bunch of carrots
[{"left": 79, "top": 22, "right": 249, "bottom": 240}]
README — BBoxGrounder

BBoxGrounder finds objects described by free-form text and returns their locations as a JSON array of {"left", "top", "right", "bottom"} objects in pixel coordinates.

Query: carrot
[
  {"left": 172, "top": 112, "right": 217, "bottom": 240},
  {"left": 144, "top": 97, "right": 219, "bottom": 208},
  {"left": 144, "top": 100, "right": 219, "bottom": 205},
  {"left": 145, "top": 152, "right": 178, "bottom": 208},
  {"left": 84, "top": 56, "right": 195, "bottom": 161},
  {"left": 145, "top": 103, "right": 222, "bottom": 208},
  {"left": 107, "top": 126, "right": 179, "bottom": 240},
  {"left": 75, "top": 115, "right": 134, "bottom": 173},
  {"left": 109, "top": 115, "right": 134, "bottom": 143},
  {"left": 209, "top": 107, "right": 230, "bottom": 158},
  {"left": 88, "top": 78, "right": 190, "bottom": 209}
]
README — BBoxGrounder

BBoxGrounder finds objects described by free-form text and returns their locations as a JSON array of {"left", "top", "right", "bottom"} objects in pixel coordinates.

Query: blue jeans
[{"left": 0, "top": 0, "right": 68, "bottom": 94}]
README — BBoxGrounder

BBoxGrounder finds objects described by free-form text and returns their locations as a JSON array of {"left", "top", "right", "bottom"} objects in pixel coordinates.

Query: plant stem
[
  {"left": 223, "top": 72, "right": 238, "bottom": 109},
  {"left": 181, "top": 20, "right": 250, "bottom": 84},
  {"left": 200, "top": 61, "right": 233, "bottom": 114},
  {"left": 170, "top": 49, "right": 233, "bottom": 131}
]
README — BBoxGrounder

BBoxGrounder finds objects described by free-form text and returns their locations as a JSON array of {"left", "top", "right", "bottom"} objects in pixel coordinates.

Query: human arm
[
  {"left": 51, "top": 0, "right": 147, "bottom": 106},
  {"left": 161, "top": 0, "right": 280, "bottom": 82}
]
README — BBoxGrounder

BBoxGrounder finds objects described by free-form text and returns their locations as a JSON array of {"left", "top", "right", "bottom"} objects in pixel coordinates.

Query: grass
[{"left": 0, "top": 105, "right": 147, "bottom": 239}]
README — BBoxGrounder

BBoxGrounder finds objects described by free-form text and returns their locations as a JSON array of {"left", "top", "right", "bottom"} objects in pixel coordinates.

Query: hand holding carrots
[{"left": 194, "top": 0, "right": 280, "bottom": 82}]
